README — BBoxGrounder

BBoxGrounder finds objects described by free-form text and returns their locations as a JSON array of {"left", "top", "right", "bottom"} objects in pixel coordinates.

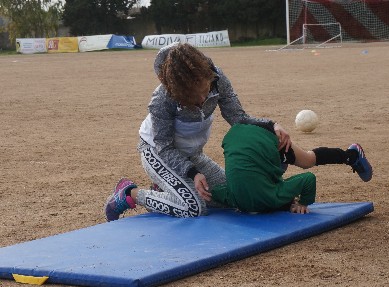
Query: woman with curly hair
[{"left": 104, "top": 43, "right": 371, "bottom": 220}]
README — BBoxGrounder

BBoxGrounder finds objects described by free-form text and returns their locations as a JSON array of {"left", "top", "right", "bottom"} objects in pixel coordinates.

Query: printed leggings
[{"left": 136, "top": 141, "right": 226, "bottom": 217}]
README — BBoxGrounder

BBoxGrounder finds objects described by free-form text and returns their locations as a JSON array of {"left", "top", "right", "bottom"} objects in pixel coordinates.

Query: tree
[
  {"left": 62, "top": 0, "right": 138, "bottom": 36},
  {"left": 150, "top": 0, "right": 205, "bottom": 34},
  {"left": 145, "top": 0, "right": 285, "bottom": 40},
  {"left": 0, "top": 0, "right": 62, "bottom": 43}
]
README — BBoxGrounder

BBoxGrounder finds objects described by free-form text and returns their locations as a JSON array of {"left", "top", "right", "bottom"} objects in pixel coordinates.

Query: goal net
[{"left": 286, "top": 0, "right": 389, "bottom": 48}]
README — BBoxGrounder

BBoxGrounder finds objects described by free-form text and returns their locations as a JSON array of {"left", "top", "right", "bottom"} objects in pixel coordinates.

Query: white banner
[
  {"left": 141, "top": 30, "right": 231, "bottom": 49},
  {"left": 77, "top": 34, "right": 113, "bottom": 52},
  {"left": 16, "top": 38, "right": 47, "bottom": 54}
]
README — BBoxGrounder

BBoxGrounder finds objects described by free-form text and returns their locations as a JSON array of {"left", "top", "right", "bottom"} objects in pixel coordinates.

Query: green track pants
[{"left": 212, "top": 124, "right": 316, "bottom": 213}]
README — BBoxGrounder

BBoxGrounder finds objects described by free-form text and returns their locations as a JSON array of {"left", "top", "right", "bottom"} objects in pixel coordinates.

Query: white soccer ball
[{"left": 295, "top": 110, "right": 319, "bottom": 132}]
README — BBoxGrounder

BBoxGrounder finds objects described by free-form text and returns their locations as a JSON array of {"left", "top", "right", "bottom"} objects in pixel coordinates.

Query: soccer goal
[
  {"left": 303, "top": 22, "right": 342, "bottom": 47},
  {"left": 279, "top": 0, "right": 389, "bottom": 50}
]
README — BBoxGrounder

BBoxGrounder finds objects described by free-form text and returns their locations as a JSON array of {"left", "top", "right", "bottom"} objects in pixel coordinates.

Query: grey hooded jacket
[{"left": 139, "top": 43, "right": 273, "bottom": 178}]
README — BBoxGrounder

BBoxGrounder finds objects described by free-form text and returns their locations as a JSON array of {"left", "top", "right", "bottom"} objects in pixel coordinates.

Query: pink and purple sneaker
[{"left": 105, "top": 178, "right": 137, "bottom": 221}]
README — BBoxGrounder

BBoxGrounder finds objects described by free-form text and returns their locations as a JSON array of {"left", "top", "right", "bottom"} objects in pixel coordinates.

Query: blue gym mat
[{"left": 0, "top": 202, "right": 373, "bottom": 287}]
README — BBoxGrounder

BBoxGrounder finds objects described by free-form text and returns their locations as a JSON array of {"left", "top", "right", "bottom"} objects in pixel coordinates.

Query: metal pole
[{"left": 286, "top": 0, "right": 290, "bottom": 44}]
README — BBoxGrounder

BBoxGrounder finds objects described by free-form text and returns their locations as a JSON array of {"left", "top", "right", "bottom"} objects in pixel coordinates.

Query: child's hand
[
  {"left": 290, "top": 202, "right": 310, "bottom": 214},
  {"left": 274, "top": 123, "right": 291, "bottom": 152}
]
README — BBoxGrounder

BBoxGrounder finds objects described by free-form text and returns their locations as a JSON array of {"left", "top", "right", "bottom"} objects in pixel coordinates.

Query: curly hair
[{"left": 159, "top": 43, "right": 215, "bottom": 108}]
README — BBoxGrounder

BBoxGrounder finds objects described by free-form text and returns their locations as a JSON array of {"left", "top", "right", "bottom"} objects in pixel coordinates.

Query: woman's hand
[
  {"left": 194, "top": 173, "right": 212, "bottom": 201},
  {"left": 274, "top": 123, "right": 291, "bottom": 152}
]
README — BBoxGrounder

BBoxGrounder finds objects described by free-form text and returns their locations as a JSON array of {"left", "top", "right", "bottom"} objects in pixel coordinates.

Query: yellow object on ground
[{"left": 12, "top": 274, "right": 49, "bottom": 285}]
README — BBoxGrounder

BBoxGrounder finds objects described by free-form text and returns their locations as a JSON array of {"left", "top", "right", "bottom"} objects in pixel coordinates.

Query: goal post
[
  {"left": 303, "top": 22, "right": 342, "bottom": 47},
  {"left": 285, "top": 0, "right": 389, "bottom": 47},
  {"left": 274, "top": 22, "right": 342, "bottom": 50}
]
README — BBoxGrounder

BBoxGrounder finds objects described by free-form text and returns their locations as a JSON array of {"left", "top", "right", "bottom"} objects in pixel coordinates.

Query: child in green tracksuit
[{"left": 211, "top": 120, "right": 372, "bottom": 214}]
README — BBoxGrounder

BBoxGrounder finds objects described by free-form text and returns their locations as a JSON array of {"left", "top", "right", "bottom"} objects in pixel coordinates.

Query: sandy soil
[{"left": 0, "top": 43, "right": 388, "bottom": 287}]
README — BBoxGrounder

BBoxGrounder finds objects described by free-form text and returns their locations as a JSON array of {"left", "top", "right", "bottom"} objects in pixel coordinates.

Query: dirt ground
[{"left": 0, "top": 43, "right": 388, "bottom": 287}]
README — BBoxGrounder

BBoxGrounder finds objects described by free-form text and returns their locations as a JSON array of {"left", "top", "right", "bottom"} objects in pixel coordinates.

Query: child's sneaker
[
  {"left": 105, "top": 178, "right": 137, "bottom": 221},
  {"left": 347, "top": 143, "right": 373, "bottom": 182}
]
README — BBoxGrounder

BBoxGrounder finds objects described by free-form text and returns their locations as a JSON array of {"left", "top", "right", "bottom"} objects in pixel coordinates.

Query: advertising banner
[
  {"left": 185, "top": 30, "right": 231, "bottom": 48},
  {"left": 107, "top": 35, "right": 137, "bottom": 49},
  {"left": 141, "top": 34, "right": 185, "bottom": 49},
  {"left": 16, "top": 38, "right": 47, "bottom": 54},
  {"left": 78, "top": 34, "right": 112, "bottom": 52},
  {"left": 141, "top": 30, "right": 231, "bottom": 49},
  {"left": 47, "top": 37, "right": 78, "bottom": 53}
]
